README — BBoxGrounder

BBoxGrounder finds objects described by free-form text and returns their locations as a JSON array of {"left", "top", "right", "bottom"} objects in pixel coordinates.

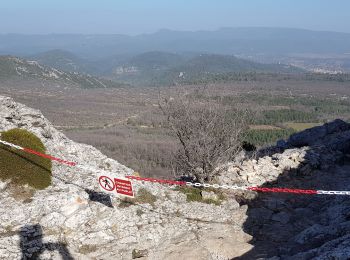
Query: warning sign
[
  {"left": 115, "top": 178, "right": 134, "bottom": 198},
  {"left": 99, "top": 175, "right": 115, "bottom": 192},
  {"left": 97, "top": 172, "right": 134, "bottom": 198}
]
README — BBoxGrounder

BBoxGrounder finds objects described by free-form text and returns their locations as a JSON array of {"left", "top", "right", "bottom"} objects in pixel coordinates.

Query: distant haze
[
  {"left": 0, "top": 0, "right": 349, "bottom": 35},
  {"left": 1, "top": 28, "right": 350, "bottom": 59}
]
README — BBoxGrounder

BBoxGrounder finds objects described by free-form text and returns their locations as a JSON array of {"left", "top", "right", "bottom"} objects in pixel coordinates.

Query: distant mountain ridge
[
  {"left": 1, "top": 27, "right": 350, "bottom": 59},
  {"left": 174, "top": 54, "right": 301, "bottom": 74},
  {"left": 124, "top": 51, "right": 186, "bottom": 70},
  {"left": 27, "top": 50, "right": 304, "bottom": 86}
]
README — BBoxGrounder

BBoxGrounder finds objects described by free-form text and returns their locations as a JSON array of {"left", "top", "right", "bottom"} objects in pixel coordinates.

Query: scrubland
[{"left": 1, "top": 77, "right": 349, "bottom": 178}]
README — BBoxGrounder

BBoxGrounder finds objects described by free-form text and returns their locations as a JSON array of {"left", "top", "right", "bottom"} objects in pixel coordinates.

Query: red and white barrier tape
[
  {"left": 1, "top": 139, "right": 350, "bottom": 196},
  {"left": 125, "top": 176, "right": 350, "bottom": 195}
]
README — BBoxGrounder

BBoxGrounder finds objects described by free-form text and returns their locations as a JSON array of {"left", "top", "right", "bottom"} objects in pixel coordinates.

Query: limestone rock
[
  {"left": 0, "top": 96, "right": 250, "bottom": 259},
  {"left": 201, "top": 191, "right": 218, "bottom": 201}
]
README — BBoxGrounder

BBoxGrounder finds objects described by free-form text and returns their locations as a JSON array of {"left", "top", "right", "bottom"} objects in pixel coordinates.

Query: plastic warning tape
[
  {"left": 247, "top": 186, "right": 317, "bottom": 194},
  {"left": 0, "top": 140, "right": 120, "bottom": 176},
  {"left": 0, "top": 140, "right": 24, "bottom": 150},
  {"left": 0, "top": 140, "right": 76, "bottom": 166},
  {"left": 1, "top": 139, "right": 350, "bottom": 196},
  {"left": 23, "top": 147, "right": 77, "bottom": 166}
]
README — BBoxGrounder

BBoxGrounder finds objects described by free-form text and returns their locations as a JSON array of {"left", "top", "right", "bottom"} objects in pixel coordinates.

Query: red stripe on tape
[
  {"left": 23, "top": 148, "right": 76, "bottom": 166},
  {"left": 248, "top": 187, "right": 317, "bottom": 194}
]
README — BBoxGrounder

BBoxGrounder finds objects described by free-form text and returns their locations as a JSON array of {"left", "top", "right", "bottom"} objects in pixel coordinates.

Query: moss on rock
[{"left": 0, "top": 128, "right": 52, "bottom": 189}]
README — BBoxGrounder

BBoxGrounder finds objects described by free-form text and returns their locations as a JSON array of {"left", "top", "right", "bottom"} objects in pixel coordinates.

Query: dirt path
[{"left": 54, "top": 114, "right": 139, "bottom": 131}]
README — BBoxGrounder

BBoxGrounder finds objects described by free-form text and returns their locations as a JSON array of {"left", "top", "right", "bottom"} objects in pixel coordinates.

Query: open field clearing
[
  {"left": 249, "top": 125, "right": 282, "bottom": 130},
  {"left": 284, "top": 122, "right": 322, "bottom": 131}
]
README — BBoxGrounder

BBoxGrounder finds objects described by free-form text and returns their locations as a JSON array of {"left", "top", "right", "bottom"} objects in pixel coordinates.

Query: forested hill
[{"left": 108, "top": 52, "right": 304, "bottom": 86}]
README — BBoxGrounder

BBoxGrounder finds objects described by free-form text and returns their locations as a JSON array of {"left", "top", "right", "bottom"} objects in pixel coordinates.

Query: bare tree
[{"left": 159, "top": 87, "right": 249, "bottom": 183}]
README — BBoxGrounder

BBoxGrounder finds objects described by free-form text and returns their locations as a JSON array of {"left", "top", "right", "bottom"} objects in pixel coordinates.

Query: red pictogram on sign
[
  {"left": 99, "top": 176, "right": 115, "bottom": 191},
  {"left": 115, "top": 178, "right": 134, "bottom": 197}
]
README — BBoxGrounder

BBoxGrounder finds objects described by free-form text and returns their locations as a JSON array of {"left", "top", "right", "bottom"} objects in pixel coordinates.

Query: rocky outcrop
[
  {"left": 0, "top": 96, "right": 251, "bottom": 260},
  {"left": 1, "top": 95, "right": 350, "bottom": 259},
  {"left": 287, "top": 119, "right": 350, "bottom": 150},
  {"left": 215, "top": 119, "right": 350, "bottom": 259},
  {"left": 217, "top": 119, "right": 350, "bottom": 188}
]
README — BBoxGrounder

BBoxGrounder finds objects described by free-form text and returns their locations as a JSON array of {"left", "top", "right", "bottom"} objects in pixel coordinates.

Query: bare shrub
[{"left": 159, "top": 87, "right": 249, "bottom": 182}]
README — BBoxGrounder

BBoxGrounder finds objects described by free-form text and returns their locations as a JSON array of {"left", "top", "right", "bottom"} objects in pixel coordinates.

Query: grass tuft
[
  {"left": 132, "top": 249, "right": 148, "bottom": 259},
  {"left": 136, "top": 188, "right": 157, "bottom": 206},
  {"left": 175, "top": 186, "right": 225, "bottom": 205},
  {"left": 118, "top": 188, "right": 157, "bottom": 208}
]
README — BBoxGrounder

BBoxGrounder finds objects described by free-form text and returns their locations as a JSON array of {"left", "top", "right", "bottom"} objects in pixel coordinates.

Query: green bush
[
  {"left": 175, "top": 186, "right": 202, "bottom": 202},
  {"left": 0, "top": 128, "right": 52, "bottom": 189},
  {"left": 257, "top": 109, "right": 318, "bottom": 125}
]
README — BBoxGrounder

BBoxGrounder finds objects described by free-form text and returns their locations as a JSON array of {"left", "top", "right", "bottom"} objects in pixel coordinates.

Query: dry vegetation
[
  {"left": 159, "top": 87, "right": 249, "bottom": 182},
  {"left": 1, "top": 78, "right": 349, "bottom": 179}
]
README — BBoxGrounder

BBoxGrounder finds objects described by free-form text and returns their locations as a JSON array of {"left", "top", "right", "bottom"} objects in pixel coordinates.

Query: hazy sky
[{"left": 1, "top": 0, "right": 349, "bottom": 35}]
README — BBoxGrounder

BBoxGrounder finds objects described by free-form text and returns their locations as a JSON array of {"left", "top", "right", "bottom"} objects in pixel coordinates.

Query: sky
[{"left": 0, "top": 0, "right": 349, "bottom": 35}]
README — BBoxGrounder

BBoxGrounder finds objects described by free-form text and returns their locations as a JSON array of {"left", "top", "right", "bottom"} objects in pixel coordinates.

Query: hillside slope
[
  {"left": 0, "top": 56, "right": 127, "bottom": 89},
  {"left": 29, "top": 49, "right": 98, "bottom": 74}
]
